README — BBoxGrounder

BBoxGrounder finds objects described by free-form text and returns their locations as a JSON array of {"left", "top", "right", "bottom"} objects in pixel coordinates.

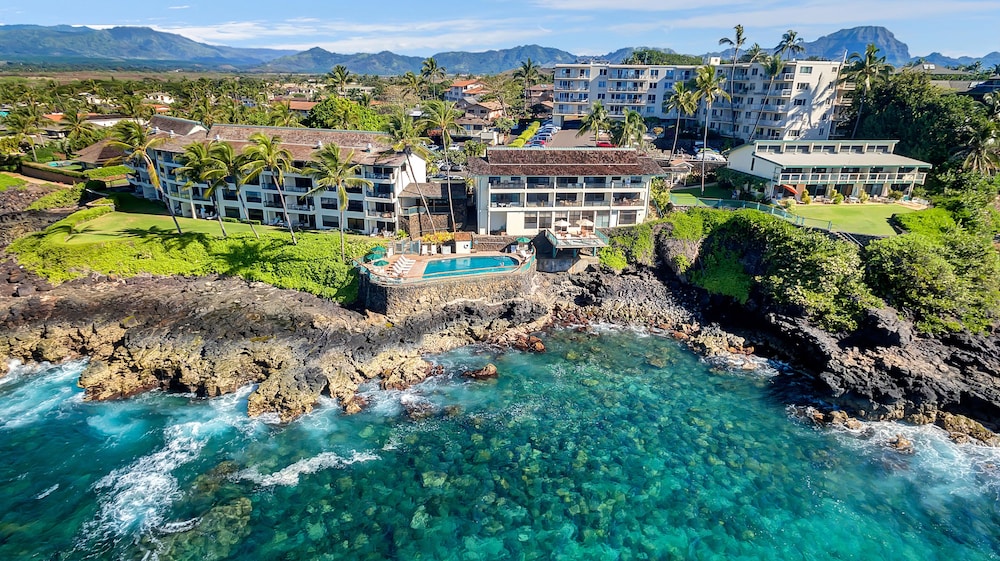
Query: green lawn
[
  {"left": 789, "top": 203, "right": 915, "bottom": 236},
  {"left": 672, "top": 183, "right": 731, "bottom": 200},
  {"left": 66, "top": 208, "right": 278, "bottom": 244},
  {"left": 0, "top": 172, "right": 27, "bottom": 191}
]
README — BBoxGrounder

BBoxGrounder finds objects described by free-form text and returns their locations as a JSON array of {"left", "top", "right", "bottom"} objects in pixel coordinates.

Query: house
[
  {"left": 467, "top": 147, "right": 663, "bottom": 236},
  {"left": 126, "top": 120, "right": 428, "bottom": 236},
  {"left": 553, "top": 59, "right": 842, "bottom": 142},
  {"left": 527, "top": 84, "right": 554, "bottom": 105},
  {"left": 444, "top": 79, "right": 489, "bottom": 102},
  {"left": 73, "top": 139, "right": 126, "bottom": 169},
  {"left": 726, "top": 140, "right": 932, "bottom": 200},
  {"left": 456, "top": 98, "right": 504, "bottom": 121},
  {"left": 287, "top": 100, "right": 318, "bottom": 117},
  {"left": 145, "top": 92, "right": 175, "bottom": 105}
]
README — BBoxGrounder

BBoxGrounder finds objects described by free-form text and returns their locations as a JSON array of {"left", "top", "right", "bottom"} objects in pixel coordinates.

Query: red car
[{"left": 596, "top": 141, "right": 614, "bottom": 147}]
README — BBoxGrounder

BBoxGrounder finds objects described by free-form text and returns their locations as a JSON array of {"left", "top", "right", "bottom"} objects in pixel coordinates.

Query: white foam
[
  {"left": 81, "top": 421, "right": 208, "bottom": 545},
  {"left": 35, "top": 484, "right": 59, "bottom": 500},
  {"left": 236, "top": 450, "right": 378, "bottom": 487},
  {"left": 0, "top": 360, "right": 88, "bottom": 430}
]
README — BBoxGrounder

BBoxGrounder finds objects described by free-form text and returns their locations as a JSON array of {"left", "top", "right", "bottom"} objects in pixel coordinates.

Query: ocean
[{"left": 2, "top": 327, "right": 998, "bottom": 560}]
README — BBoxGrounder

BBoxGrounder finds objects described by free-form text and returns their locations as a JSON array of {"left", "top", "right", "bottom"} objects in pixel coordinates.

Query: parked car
[{"left": 596, "top": 141, "right": 615, "bottom": 147}]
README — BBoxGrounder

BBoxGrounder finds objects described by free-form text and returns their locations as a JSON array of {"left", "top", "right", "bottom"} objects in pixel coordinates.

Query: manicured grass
[
  {"left": 9, "top": 202, "right": 387, "bottom": 302},
  {"left": 672, "top": 183, "right": 731, "bottom": 200},
  {"left": 789, "top": 203, "right": 915, "bottom": 236},
  {"left": 0, "top": 172, "right": 27, "bottom": 191}
]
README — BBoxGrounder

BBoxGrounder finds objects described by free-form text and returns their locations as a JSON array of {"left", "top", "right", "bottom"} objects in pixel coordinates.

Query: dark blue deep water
[{"left": 2, "top": 328, "right": 999, "bottom": 560}]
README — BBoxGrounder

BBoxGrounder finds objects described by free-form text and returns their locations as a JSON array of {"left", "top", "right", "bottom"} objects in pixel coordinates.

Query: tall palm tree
[
  {"left": 268, "top": 102, "right": 302, "bottom": 127},
  {"left": 741, "top": 43, "right": 766, "bottom": 64},
  {"left": 175, "top": 142, "right": 229, "bottom": 237},
  {"left": 205, "top": 140, "right": 259, "bottom": 239},
  {"left": 61, "top": 111, "right": 98, "bottom": 149},
  {"left": 421, "top": 57, "right": 446, "bottom": 84},
  {"left": 241, "top": 133, "right": 300, "bottom": 244},
  {"left": 419, "top": 100, "right": 464, "bottom": 232},
  {"left": 748, "top": 54, "right": 783, "bottom": 141},
  {"left": 663, "top": 82, "right": 699, "bottom": 157},
  {"left": 955, "top": 120, "right": 1000, "bottom": 175},
  {"left": 109, "top": 121, "right": 182, "bottom": 234},
  {"left": 694, "top": 65, "right": 730, "bottom": 194},
  {"left": 302, "top": 143, "right": 374, "bottom": 261},
  {"left": 402, "top": 71, "right": 427, "bottom": 100},
  {"left": 514, "top": 58, "right": 541, "bottom": 112},
  {"left": 577, "top": 101, "right": 610, "bottom": 146},
  {"left": 983, "top": 92, "right": 1000, "bottom": 121},
  {"left": 840, "top": 44, "right": 893, "bottom": 138},
  {"left": 718, "top": 25, "right": 746, "bottom": 138},
  {"left": 615, "top": 109, "right": 646, "bottom": 147},
  {"left": 776, "top": 29, "right": 805, "bottom": 59},
  {"left": 384, "top": 110, "right": 436, "bottom": 235},
  {"left": 329, "top": 65, "right": 351, "bottom": 94},
  {"left": 3, "top": 111, "right": 44, "bottom": 162}
]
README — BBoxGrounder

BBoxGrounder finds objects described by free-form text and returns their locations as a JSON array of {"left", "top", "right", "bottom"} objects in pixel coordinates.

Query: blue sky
[{"left": 1, "top": 0, "right": 998, "bottom": 58}]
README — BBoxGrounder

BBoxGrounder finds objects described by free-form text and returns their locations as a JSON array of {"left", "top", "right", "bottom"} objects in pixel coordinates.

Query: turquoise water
[
  {"left": 2, "top": 328, "right": 999, "bottom": 560},
  {"left": 423, "top": 255, "right": 518, "bottom": 277}
]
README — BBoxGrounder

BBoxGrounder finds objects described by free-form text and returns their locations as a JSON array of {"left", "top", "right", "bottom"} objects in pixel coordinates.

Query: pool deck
[{"left": 365, "top": 251, "right": 528, "bottom": 281}]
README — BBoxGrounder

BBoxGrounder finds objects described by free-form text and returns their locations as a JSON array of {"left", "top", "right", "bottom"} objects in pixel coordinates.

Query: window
[
  {"left": 751, "top": 68, "right": 758, "bottom": 76},
  {"left": 800, "top": 66, "right": 813, "bottom": 74},
  {"left": 597, "top": 93, "right": 605, "bottom": 100},
  {"left": 524, "top": 213, "right": 538, "bottom": 230},
  {"left": 794, "top": 99, "right": 805, "bottom": 106},
  {"left": 618, "top": 210, "right": 638, "bottom": 225},
  {"left": 646, "top": 107, "right": 655, "bottom": 114},
  {"left": 789, "top": 130, "right": 801, "bottom": 137},
  {"left": 647, "top": 94, "right": 656, "bottom": 102},
  {"left": 650, "top": 69, "right": 659, "bottom": 77},
  {"left": 598, "top": 81, "right": 606, "bottom": 88},
  {"left": 599, "top": 68, "right": 607, "bottom": 76},
  {"left": 796, "top": 83, "right": 809, "bottom": 90},
  {"left": 649, "top": 82, "right": 657, "bottom": 89}
]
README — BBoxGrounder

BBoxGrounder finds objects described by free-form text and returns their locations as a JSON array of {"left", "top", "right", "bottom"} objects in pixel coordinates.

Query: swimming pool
[{"left": 423, "top": 255, "right": 518, "bottom": 277}]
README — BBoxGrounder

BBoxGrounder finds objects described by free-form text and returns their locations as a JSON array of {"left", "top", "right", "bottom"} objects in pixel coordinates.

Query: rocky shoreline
[{"left": 2, "top": 216, "right": 999, "bottom": 445}]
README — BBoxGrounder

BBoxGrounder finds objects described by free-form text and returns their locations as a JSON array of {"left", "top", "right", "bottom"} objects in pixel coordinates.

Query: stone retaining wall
[{"left": 361, "top": 261, "right": 536, "bottom": 318}]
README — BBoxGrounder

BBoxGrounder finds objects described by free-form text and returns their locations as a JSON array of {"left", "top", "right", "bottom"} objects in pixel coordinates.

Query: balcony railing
[
  {"left": 606, "top": 86, "right": 644, "bottom": 92},
  {"left": 365, "top": 172, "right": 394, "bottom": 181},
  {"left": 612, "top": 198, "right": 645, "bottom": 207},
  {"left": 366, "top": 210, "right": 396, "bottom": 218},
  {"left": 778, "top": 172, "right": 927, "bottom": 184},
  {"left": 365, "top": 190, "right": 394, "bottom": 199}
]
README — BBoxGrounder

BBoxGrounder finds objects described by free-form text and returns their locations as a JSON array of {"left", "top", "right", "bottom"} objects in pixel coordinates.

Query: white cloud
[{"left": 167, "top": 5, "right": 190, "bottom": 9}]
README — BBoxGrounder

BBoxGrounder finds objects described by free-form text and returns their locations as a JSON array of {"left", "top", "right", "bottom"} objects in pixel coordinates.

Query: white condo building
[
  {"left": 552, "top": 59, "right": 843, "bottom": 142},
  {"left": 126, "top": 117, "right": 427, "bottom": 235}
]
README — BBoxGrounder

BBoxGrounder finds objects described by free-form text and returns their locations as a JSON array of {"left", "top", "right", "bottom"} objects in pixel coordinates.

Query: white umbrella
[
  {"left": 576, "top": 218, "right": 594, "bottom": 227},
  {"left": 555, "top": 219, "right": 570, "bottom": 227}
]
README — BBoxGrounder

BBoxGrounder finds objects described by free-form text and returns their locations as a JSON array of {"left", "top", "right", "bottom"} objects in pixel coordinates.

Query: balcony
[
  {"left": 365, "top": 172, "right": 394, "bottom": 181},
  {"left": 612, "top": 71, "right": 644, "bottom": 80},
  {"left": 366, "top": 209, "right": 396, "bottom": 218},
  {"left": 365, "top": 189, "right": 394, "bottom": 200},
  {"left": 612, "top": 198, "right": 645, "bottom": 207},
  {"left": 607, "top": 86, "right": 645, "bottom": 92},
  {"left": 489, "top": 181, "right": 526, "bottom": 190},
  {"left": 778, "top": 172, "right": 927, "bottom": 184}
]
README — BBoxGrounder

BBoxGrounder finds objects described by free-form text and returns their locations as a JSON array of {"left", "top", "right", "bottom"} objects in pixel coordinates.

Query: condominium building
[
  {"left": 467, "top": 148, "right": 662, "bottom": 236},
  {"left": 552, "top": 59, "right": 843, "bottom": 142},
  {"left": 126, "top": 117, "right": 427, "bottom": 235},
  {"left": 726, "top": 139, "right": 931, "bottom": 200}
]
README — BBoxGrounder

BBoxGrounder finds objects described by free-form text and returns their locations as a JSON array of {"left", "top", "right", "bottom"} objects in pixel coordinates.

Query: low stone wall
[
  {"left": 361, "top": 261, "right": 536, "bottom": 318},
  {"left": 19, "top": 164, "right": 78, "bottom": 185}
]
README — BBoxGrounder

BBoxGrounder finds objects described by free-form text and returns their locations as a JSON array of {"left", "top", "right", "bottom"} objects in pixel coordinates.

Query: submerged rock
[{"left": 463, "top": 363, "right": 498, "bottom": 380}]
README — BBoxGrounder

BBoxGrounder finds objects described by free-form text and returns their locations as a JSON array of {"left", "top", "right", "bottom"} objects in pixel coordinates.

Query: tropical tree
[
  {"left": 776, "top": 29, "right": 805, "bottom": 59},
  {"left": 204, "top": 140, "right": 259, "bottom": 239},
  {"left": 748, "top": 54, "right": 783, "bottom": 141},
  {"left": 663, "top": 82, "right": 699, "bottom": 156},
  {"left": 3, "top": 111, "right": 44, "bottom": 162},
  {"left": 954, "top": 120, "right": 1000, "bottom": 175},
  {"left": 421, "top": 57, "right": 446, "bottom": 84},
  {"left": 741, "top": 43, "right": 766, "bottom": 64},
  {"left": 402, "top": 72, "right": 427, "bottom": 100},
  {"left": 841, "top": 44, "right": 893, "bottom": 138},
  {"left": 479, "top": 74, "right": 518, "bottom": 117},
  {"left": 241, "top": 133, "right": 300, "bottom": 244},
  {"left": 109, "top": 121, "right": 182, "bottom": 234},
  {"left": 577, "top": 101, "right": 610, "bottom": 146},
  {"left": 60, "top": 111, "right": 99, "bottom": 149},
  {"left": 384, "top": 110, "right": 436, "bottom": 234},
  {"left": 302, "top": 143, "right": 373, "bottom": 261},
  {"left": 514, "top": 58, "right": 541, "bottom": 111},
  {"left": 175, "top": 142, "right": 229, "bottom": 237},
  {"left": 981, "top": 92, "right": 1000, "bottom": 121},
  {"left": 329, "top": 65, "right": 351, "bottom": 94},
  {"left": 419, "top": 100, "right": 464, "bottom": 231},
  {"left": 118, "top": 95, "right": 152, "bottom": 120},
  {"left": 718, "top": 24, "right": 747, "bottom": 137},
  {"left": 268, "top": 102, "right": 302, "bottom": 127},
  {"left": 615, "top": 109, "right": 646, "bottom": 147},
  {"left": 694, "top": 65, "right": 731, "bottom": 194}
]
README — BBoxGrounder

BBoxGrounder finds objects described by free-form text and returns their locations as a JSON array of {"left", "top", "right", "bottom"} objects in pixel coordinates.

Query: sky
[{"left": 1, "top": 0, "right": 998, "bottom": 58}]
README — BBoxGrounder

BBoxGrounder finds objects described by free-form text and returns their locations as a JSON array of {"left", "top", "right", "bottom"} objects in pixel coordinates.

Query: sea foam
[{"left": 236, "top": 450, "right": 379, "bottom": 487}]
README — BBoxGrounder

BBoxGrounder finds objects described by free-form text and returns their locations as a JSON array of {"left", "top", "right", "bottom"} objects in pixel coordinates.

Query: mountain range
[{"left": 0, "top": 24, "right": 997, "bottom": 75}]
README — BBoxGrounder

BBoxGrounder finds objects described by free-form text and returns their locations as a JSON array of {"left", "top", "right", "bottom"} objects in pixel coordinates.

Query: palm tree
[
  {"left": 384, "top": 110, "right": 436, "bottom": 235},
  {"left": 741, "top": 43, "right": 766, "bottom": 64},
  {"left": 719, "top": 25, "right": 746, "bottom": 138},
  {"left": 268, "top": 102, "right": 302, "bottom": 127},
  {"left": 329, "top": 65, "right": 350, "bottom": 94},
  {"left": 205, "top": 140, "right": 260, "bottom": 239},
  {"left": 981, "top": 92, "right": 1000, "bottom": 122},
  {"left": 514, "top": 58, "right": 541, "bottom": 112},
  {"left": 402, "top": 71, "right": 427, "bottom": 100},
  {"left": 109, "top": 121, "right": 182, "bottom": 234},
  {"left": 615, "top": 109, "right": 646, "bottom": 147},
  {"left": 61, "top": 111, "right": 98, "bottom": 149},
  {"left": 776, "top": 29, "right": 805, "bottom": 59},
  {"left": 663, "top": 82, "right": 699, "bottom": 157},
  {"left": 241, "top": 133, "right": 300, "bottom": 244},
  {"left": 694, "top": 65, "right": 731, "bottom": 194},
  {"left": 302, "top": 143, "right": 373, "bottom": 261},
  {"left": 956, "top": 120, "right": 1000, "bottom": 175},
  {"left": 421, "top": 57, "right": 446, "bottom": 84},
  {"left": 419, "top": 100, "right": 464, "bottom": 231},
  {"left": 175, "top": 142, "right": 229, "bottom": 237},
  {"left": 577, "top": 101, "right": 610, "bottom": 146},
  {"left": 3, "top": 111, "right": 44, "bottom": 162},
  {"left": 840, "top": 44, "right": 893, "bottom": 138}
]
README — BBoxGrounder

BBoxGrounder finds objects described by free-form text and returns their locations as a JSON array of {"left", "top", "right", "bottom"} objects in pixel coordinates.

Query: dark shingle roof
[{"left": 468, "top": 148, "right": 663, "bottom": 177}]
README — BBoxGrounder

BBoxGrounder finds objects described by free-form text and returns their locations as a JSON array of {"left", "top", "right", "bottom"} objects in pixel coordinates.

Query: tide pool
[{"left": 1, "top": 329, "right": 998, "bottom": 560}]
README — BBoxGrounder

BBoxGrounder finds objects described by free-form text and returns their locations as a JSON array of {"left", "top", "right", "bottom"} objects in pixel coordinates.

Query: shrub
[
  {"left": 887, "top": 190, "right": 904, "bottom": 201},
  {"left": 26, "top": 183, "right": 86, "bottom": 210},
  {"left": 82, "top": 165, "right": 130, "bottom": 179},
  {"left": 598, "top": 246, "right": 628, "bottom": 271},
  {"left": 832, "top": 192, "right": 845, "bottom": 205},
  {"left": 800, "top": 191, "right": 812, "bottom": 205},
  {"left": 858, "top": 191, "right": 870, "bottom": 203},
  {"left": 604, "top": 223, "right": 655, "bottom": 267},
  {"left": 894, "top": 208, "right": 957, "bottom": 239}
]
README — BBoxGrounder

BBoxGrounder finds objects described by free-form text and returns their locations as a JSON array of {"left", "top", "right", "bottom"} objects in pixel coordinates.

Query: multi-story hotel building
[
  {"left": 127, "top": 117, "right": 427, "bottom": 235},
  {"left": 726, "top": 139, "right": 931, "bottom": 200},
  {"left": 467, "top": 148, "right": 662, "bottom": 236},
  {"left": 552, "top": 59, "right": 843, "bottom": 142}
]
